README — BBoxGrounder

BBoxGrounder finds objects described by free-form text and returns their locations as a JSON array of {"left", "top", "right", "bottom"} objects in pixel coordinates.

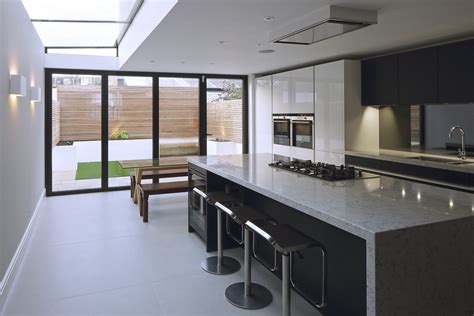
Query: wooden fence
[
  {"left": 52, "top": 86, "right": 242, "bottom": 145},
  {"left": 207, "top": 99, "right": 243, "bottom": 144}
]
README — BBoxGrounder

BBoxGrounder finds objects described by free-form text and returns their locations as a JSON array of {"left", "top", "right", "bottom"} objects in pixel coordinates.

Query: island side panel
[{"left": 374, "top": 217, "right": 473, "bottom": 315}]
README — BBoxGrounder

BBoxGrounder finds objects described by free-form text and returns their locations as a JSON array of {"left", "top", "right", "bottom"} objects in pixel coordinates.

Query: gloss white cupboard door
[
  {"left": 314, "top": 150, "right": 345, "bottom": 165},
  {"left": 292, "top": 147, "right": 314, "bottom": 161},
  {"left": 255, "top": 76, "right": 273, "bottom": 153},
  {"left": 291, "top": 66, "right": 314, "bottom": 114},
  {"left": 272, "top": 71, "right": 291, "bottom": 114},
  {"left": 273, "top": 143, "right": 292, "bottom": 158},
  {"left": 314, "top": 60, "right": 344, "bottom": 154}
]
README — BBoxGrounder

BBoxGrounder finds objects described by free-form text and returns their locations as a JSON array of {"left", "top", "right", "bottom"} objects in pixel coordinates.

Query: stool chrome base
[
  {"left": 225, "top": 282, "right": 273, "bottom": 309},
  {"left": 201, "top": 256, "right": 241, "bottom": 275}
]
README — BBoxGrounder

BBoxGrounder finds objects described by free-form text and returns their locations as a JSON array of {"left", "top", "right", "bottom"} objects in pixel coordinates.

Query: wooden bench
[
  {"left": 130, "top": 168, "right": 188, "bottom": 198},
  {"left": 138, "top": 181, "right": 190, "bottom": 222}
]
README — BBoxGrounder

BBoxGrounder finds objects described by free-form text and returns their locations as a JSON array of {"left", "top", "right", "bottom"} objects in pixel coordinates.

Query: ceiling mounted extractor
[{"left": 270, "top": 5, "right": 377, "bottom": 45}]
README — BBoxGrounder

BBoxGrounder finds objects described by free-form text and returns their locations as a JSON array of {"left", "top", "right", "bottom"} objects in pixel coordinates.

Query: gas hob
[{"left": 269, "top": 159, "right": 377, "bottom": 181}]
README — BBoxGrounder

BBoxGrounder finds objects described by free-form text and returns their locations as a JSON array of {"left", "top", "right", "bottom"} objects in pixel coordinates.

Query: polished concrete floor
[{"left": 2, "top": 191, "right": 318, "bottom": 316}]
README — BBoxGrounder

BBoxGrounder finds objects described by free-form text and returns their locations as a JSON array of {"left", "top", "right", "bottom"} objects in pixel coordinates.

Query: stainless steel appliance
[
  {"left": 188, "top": 166, "right": 207, "bottom": 240},
  {"left": 273, "top": 115, "right": 291, "bottom": 146},
  {"left": 291, "top": 115, "right": 313, "bottom": 149}
]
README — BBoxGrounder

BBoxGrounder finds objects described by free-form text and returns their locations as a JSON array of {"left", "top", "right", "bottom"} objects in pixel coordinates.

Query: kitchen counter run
[{"left": 188, "top": 153, "right": 473, "bottom": 241}]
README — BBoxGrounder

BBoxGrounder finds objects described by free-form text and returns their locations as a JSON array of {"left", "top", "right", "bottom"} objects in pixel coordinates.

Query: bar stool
[
  {"left": 193, "top": 188, "right": 241, "bottom": 275},
  {"left": 215, "top": 203, "right": 273, "bottom": 310},
  {"left": 246, "top": 221, "right": 327, "bottom": 316}
]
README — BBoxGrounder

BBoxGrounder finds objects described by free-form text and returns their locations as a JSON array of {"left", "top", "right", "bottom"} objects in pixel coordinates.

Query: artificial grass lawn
[{"left": 75, "top": 161, "right": 133, "bottom": 180}]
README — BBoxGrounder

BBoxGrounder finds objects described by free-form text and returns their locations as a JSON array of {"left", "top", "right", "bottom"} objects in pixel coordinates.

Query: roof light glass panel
[{"left": 22, "top": 0, "right": 141, "bottom": 47}]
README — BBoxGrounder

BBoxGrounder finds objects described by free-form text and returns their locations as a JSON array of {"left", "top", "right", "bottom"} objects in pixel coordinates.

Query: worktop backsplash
[{"left": 379, "top": 103, "right": 474, "bottom": 154}]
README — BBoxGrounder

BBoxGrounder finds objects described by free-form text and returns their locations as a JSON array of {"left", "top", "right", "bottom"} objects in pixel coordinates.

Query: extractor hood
[{"left": 270, "top": 5, "right": 377, "bottom": 45}]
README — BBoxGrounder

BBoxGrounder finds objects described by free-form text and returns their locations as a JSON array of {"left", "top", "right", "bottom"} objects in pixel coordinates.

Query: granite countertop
[
  {"left": 345, "top": 149, "right": 474, "bottom": 174},
  {"left": 188, "top": 153, "right": 473, "bottom": 241}
]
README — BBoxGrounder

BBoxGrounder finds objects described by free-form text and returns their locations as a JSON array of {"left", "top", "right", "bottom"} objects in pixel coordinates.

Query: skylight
[{"left": 22, "top": 0, "right": 144, "bottom": 56}]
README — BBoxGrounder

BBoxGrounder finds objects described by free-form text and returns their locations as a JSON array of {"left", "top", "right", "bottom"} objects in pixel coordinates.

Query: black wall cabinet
[
  {"left": 398, "top": 46, "right": 438, "bottom": 105},
  {"left": 362, "top": 39, "right": 473, "bottom": 106},
  {"left": 438, "top": 39, "right": 474, "bottom": 104},
  {"left": 361, "top": 55, "right": 399, "bottom": 106}
]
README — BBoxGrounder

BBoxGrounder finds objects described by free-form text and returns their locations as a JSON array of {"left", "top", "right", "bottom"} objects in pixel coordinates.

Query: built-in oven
[
  {"left": 188, "top": 166, "right": 207, "bottom": 240},
  {"left": 291, "top": 115, "right": 313, "bottom": 149},
  {"left": 273, "top": 115, "right": 291, "bottom": 146}
]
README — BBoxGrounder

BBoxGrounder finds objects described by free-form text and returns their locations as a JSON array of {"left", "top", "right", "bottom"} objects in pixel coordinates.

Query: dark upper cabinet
[
  {"left": 398, "top": 47, "right": 438, "bottom": 105},
  {"left": 438, "top": 39, "right": 474, "bottom": 104},
  {"left": 362, "top": 55, "right": 398, "bottom": 106}
]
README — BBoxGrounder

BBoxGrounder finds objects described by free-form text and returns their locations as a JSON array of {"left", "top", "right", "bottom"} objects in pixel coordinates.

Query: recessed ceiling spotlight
[
  {"left": 149, "top": 60, "right": 156, "bottom": 63},
  {"left": 259, "top": 49, "right": 275, "bottom": 54},
  {"left": 181, "top": 61, "right": 186, "bottom": 64},
  {"left": 209, "top": 62, "right": 215, "bottom": 65},
  {"left": 264, "top": 16, "right": 275, "bottom": 21},
  {"left": 256, "top": 43, "right": 264, "bottom": 47},
  {"left": 219, "top": 40, "right": 226, "bottom": 44}
]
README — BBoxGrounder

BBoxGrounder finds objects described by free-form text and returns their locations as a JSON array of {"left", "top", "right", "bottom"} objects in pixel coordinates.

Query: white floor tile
[{"left": 2, "top": 191, "right": 319, "bottom": 316}]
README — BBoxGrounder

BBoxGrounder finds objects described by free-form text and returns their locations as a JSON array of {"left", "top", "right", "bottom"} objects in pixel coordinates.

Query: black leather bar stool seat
[
  {"left": 215, "top": 204, "right": 273, "bottom": 310},
  {"left": 193, "top": 188, "right": 242, "bottom": 275},
  {"left": 206, "top": 191, "right": 240, "bottom": 206},
  {"left": 246, "top": 222, "right": 327, "bottom": 316}
]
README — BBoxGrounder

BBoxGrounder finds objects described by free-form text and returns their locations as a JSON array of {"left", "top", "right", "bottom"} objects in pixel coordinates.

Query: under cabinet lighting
[
  {"left": 30, "top": 86, "right": 41, "bottom": 102},
  {"left": 10, "top": 74, "right": 26, "bottom": 96}
]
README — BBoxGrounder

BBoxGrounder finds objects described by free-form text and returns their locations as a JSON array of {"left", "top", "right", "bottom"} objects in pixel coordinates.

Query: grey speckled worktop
[{"left": 188, "top": 153, "right": 473, "bottom": 241}]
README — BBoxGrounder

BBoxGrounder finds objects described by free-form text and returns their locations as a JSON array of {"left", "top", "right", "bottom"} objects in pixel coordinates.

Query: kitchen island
[{"left": 188, "top": 153, "right": 473, "bottom": 316}]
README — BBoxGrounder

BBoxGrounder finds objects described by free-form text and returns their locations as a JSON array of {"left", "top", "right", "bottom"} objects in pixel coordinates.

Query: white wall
[
  {"left": 0, "top": 0, "right": 45, "bottom": 310},
  {"left": 344, "top": 61, "right": 380, "bottom": 153},
  {"left": 0, "top": 0, "right": 6, "bottom": 288},
  {"left": 118, "top": 0, "right": 177, "bottom": 67}
]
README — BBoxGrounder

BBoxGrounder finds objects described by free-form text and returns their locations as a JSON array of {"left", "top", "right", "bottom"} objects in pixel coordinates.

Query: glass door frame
[
  {"left": 45, "top": 69, "right": 248, "bottom": 196},
  {"left": 204, "top": 76, "right": 248, "bottom": 156}
]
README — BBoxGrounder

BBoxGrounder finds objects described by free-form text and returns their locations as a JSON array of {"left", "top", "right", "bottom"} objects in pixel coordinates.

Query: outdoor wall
[
  {"left": 53, "top": 86, "right": 242, "bottom": 144},
  {"left": 158, "top": 87, "right": 199, "bottom": 139},
  {"left": 0, "top": 0, "right": 45, "bottom": 310},
  {"left": 207, "top": 99, "right": 243, "bottom": 144}
]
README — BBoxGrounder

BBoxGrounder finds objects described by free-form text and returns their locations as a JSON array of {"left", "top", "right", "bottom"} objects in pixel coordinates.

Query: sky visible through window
[{"left": 22, "top": 0, "right": 142, "bottom": 55}]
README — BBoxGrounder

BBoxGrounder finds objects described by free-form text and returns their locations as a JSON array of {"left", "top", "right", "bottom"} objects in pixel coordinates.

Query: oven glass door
[
  {"left": 273, "top": 119, "right": 290, "bottom": 146},
  {"left": 188, "top": 170, "right": 207, "bottom": 237},
  {"left": 293, "top": 121, "right": 313, "bottom": 149}
]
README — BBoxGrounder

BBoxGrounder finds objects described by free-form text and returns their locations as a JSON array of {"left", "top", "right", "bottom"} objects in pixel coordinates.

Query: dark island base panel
[
  {"left": 345, "top": 155, "right": 474, "bottom": 188},
  {"left": 190, "top": 170, "right": 367, "bottom": 316}
]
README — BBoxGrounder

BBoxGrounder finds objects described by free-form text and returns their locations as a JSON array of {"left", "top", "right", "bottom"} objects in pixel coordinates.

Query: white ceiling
[{"left": 120, "top": 0, "right": 474, "bottom": 75}]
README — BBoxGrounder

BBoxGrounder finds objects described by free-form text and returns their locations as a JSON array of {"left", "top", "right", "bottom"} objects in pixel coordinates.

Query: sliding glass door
[
  {"left": 158, "top": 77, "right": 200, "bottom": 158},
  {"left": 51, "top": 74, "right": 102, "bottom": 192},
  {"left": 108, "top": 76, "right": 153, "bottom": 187},
  {"left": 46, "top": 70, "right": 247, "bottom": 195},
  {"left": 206, "top": 78, "right": 244, "bottom": 155}
]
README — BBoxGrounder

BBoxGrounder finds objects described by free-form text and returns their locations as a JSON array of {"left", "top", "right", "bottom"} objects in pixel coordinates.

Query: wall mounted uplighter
[
  {"left": 10, "top": 74, "right": 27, "bottom": 96},
  {"left": 30, "top": 86, "right": 41, "bottom": 102}
]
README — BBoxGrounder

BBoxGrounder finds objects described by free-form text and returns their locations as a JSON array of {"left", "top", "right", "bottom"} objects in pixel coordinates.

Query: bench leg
[
  {"left": 143, "top": 196, "right": 149, "bottom": 223},
  {"left": 139, "top": 191, "right": 143, "bottom": 217},
  {"left": 130, "top": 176, "right": 135, "bottom": 198}
]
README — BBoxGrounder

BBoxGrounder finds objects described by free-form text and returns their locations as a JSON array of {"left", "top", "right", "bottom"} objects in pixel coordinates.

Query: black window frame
[{"left": 45, "top": 68, "right": 248, "bottom": 196}]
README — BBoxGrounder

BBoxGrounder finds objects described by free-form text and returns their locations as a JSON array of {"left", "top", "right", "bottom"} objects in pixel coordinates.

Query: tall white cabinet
[
  {"left": 272, "top": 66, "right": 314, "bottom": 114},
  {"left": 314, "top": 60, "right": 345, "bottom": 165},
  {"left": 292, "top": 66, "right": 314, "bottom": 114},
  {"left": 254, "top": 60, "right": 361, "bottom": 163},
  {"left": 254, "top": 75, "right": 273, "bottom": 153},
  {"left": 313, "top": 60, "right": 361, "bottom": 165},
  {"left": 272, "top": 71, "right": 291, "bottom": 114}
]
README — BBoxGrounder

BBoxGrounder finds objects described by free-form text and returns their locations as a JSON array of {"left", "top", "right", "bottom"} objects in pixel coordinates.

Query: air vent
[{"left": 270, "top": 5, "right": 377, "bottom": 45}]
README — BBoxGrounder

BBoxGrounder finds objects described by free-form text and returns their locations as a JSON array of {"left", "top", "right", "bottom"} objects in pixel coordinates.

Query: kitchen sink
[{"left": 408, "top": 156, "right": 474, "bottom": 165}]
